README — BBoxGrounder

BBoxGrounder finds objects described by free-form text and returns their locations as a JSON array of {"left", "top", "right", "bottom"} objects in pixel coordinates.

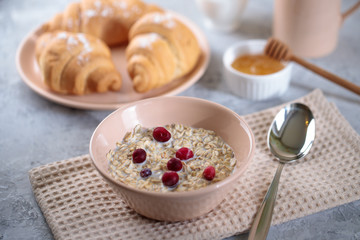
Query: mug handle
[{"left": 342, "top": 0, "right": 360, "bottom": 21}]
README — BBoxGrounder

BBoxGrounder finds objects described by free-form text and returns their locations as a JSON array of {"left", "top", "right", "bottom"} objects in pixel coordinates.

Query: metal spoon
[{"left": 248, "top": 103, "right": 315, "bottom": 240}]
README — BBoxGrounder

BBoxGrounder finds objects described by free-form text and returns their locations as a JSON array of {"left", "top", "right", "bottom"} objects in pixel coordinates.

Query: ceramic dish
[
  {"left": 89, "top": 96, "right": 255, "bottom": 221},
  {"left": 223, "top": 39, "right": 292, "bottom": 100},
  {"left": 16, "top": 12, "right": 210, "bottom": 110}
]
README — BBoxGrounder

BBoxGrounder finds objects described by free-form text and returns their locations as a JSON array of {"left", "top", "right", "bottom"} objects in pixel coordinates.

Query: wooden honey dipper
[{"left": 265, "top": 38, "right": 360, "bottom": 95}]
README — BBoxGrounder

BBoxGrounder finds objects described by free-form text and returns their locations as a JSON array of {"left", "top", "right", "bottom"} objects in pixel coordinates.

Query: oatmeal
[{"left": 107, "top": 124, "right": 236, "bottom": 192}]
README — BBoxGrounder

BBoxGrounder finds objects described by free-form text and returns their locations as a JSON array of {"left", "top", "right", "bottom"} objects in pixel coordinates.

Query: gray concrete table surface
[{"left": 1, "top": 0, "right": 359, "bottom": 239}]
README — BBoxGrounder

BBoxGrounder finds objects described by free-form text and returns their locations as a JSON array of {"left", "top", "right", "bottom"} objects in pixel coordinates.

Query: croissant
[
  {"left": 126, "top": 12, "right": 201, "bottom": 93},
  {"left": 35, "top": 31, "right": 122, "bottom": 95},
  {"left": 42, "top": 0, "right": 162, "bottom": 46}
]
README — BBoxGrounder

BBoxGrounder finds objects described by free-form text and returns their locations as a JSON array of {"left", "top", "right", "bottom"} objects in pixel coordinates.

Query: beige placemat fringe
[{"left": 29, "top": 89, "right": 360, "bottom": 240}]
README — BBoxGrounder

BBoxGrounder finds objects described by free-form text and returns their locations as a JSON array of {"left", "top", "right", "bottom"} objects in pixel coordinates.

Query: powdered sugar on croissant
[
  {"left": 43, "top": 0, "right": 163, "bottom": 46},
  {"left": 35, "top": 31, "right": 122, "bottom": 95},
  {"left": 126, "top": 12, "right": 201, "bottom": 93}
]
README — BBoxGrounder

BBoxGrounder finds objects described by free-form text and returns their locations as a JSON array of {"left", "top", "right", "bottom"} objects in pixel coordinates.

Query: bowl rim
[
  {"left": 223, "top": 39, "right": 292, "bottom": 80},
  {"left": 89, "top": 96, "right": 255, "bottom": 198}
]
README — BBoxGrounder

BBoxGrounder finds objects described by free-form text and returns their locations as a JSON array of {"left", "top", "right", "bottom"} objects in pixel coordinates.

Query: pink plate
[{"left": 15, "top": 12, "right": 210, "bottom": 110}]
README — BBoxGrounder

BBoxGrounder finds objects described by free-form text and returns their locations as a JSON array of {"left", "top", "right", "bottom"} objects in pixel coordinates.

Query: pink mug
[{"left": 273, "top": 0, "right": 360, "bottom": 58}]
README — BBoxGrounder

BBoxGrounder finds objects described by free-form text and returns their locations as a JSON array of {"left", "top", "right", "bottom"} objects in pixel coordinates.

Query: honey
[{"left": 231, "top": 54, "right": 285, "bottom": 75}]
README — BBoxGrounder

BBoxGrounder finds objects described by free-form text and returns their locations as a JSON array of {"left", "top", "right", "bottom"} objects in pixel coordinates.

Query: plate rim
[{"left": 15, "top": 11, "right": 210, "bottom": 110}]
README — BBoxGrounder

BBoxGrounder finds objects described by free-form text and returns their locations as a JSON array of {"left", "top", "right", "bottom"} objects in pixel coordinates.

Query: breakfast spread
[
  {"left": 231, "top": 54, "right": 284, "bottom": 75},
  {"left": 35, "top": 0, "right": 201, "bottom": 95},
  {"left": 107, "top": 124, "right": 236, "bottom": 192}
]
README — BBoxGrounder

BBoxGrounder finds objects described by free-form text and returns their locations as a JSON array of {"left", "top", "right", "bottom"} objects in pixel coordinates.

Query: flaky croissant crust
[
  {"left": 36, "top": 31, "right": 122, "bottom": 95},
  {"left": 126, "top": 12, "right": 201, "bottom": 93},
  {"left": 42, "top": 0, "right": 163, "bottom": 46}
]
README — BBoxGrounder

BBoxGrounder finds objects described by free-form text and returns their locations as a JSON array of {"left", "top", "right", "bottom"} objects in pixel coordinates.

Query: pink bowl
[{"left": 89, "top": 96, "right": 255, "bottom": 221}]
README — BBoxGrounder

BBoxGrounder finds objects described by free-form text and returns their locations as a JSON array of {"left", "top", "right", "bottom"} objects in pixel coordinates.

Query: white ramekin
[{"left": 223, "top": 39, "right": 292, "bottom": 100}]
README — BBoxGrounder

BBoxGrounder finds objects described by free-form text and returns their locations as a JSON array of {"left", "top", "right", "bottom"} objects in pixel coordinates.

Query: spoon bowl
[
  {"left": 248, "top": 102, "right": 315, "bottom": 240},
  {"left": 268, "top": 103, "right": 316, "bottom": 163}
]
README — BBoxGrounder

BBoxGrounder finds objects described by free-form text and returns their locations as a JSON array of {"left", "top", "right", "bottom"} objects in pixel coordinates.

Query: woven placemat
[{"left": 29, "top": 89, "right": 360, "bottom": 240}]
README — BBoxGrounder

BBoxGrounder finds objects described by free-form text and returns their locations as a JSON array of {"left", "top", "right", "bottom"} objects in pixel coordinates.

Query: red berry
[
  {"left": 203, "top": 166, "right": 216, "bottom": 181},
  {"left": 140, "top": 168, "right": 152, "bottom": 178},
  {"left": 132, "top": 148, "right": 146, "bottom": 164},
  {"left": 176, "top": 147, "right": 194, "bottom": 160},
  {"left": 153, "top": 127, "right": 171, "bottom": 142},
  {"left": 167, "top": 158, "right": 183, "bottom": 171},
  {"left": 162, "top": 172, "right": 179, "bottom": 187}
]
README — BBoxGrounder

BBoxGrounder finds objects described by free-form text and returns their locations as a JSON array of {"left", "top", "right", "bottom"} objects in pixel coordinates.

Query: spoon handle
[{"left": 248, "top": 163, "right": 284, "bottom": 240}]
